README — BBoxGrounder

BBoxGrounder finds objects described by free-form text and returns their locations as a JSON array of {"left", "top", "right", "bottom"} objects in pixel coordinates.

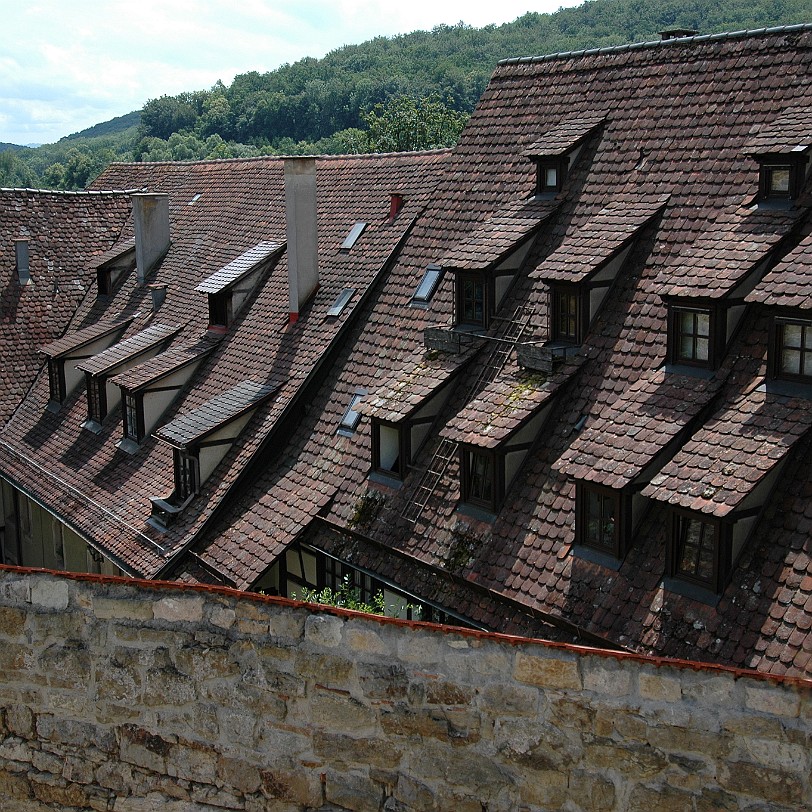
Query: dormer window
[
  {"left": 461, "top": 447, "right": 503, "bottom": 513},
  {"left": 576, "top": 483, "right": 623, "bottom": 557},
  {"left": 95, "top": 238, "right": 136, "bottom": 298},
  {"left": 372, "top": 419, "right": 408, "bottom": 479},
  {"left": 667, "top": 304, "right": 725, "bottom": 369},
  {"left": 456, "top": 273, "right": 488, "bottom": 328},
  {"left": 47, "top": 359, "right": 66, "bottom": 405},
  {"left": 551, "top": 285, "right": 585, "bottom": 344},
  {"left": 86, "top": 376, "right": 107, "bottom": 423},
  {"left": 668, "top": 511, "right": 728, "bottom": 594},
  {"left": 123, "top": 392, "right": 144, "bottom": 443},
  {"left": 535, "top": 159, "right": 567, "bottom": 196},
  {"left": 175, "top": 450, "right": 199, "bottom": 500},
  {"left": 772, "top": 318, "right": 812, "bottom": 382},
  {"left": 196, "top": 241, "right": 283, "bottom": 331},
  {"left": 755, "top": 157, "right": 806, "bottom": 206}
]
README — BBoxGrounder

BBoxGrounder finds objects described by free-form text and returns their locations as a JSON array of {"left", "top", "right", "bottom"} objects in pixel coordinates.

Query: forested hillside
[{"left": 1, "top": 0, "right": 808, "bottom": 189}]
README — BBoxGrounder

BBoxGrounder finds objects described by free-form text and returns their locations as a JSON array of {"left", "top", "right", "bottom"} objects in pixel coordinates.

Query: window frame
[
  {"left": 47, "top": 358, "right": 66, "bottom": 405},
  {"left": 668, "top": 510, "right": 730, "bottom": 594},
  {"left": 667, "top": 304, "right": 722, "bottom": 369},
  {"left": 412, "top": 264, "right": 444, "bottom": 306},
  {"left": 174, "top": 449, "right": 200, "bottom": 501},
  {"left": 771, "top": 317, "right": 812, "bottom": 383},
  {"left": 576, "top": 482, "right": 625, "bottom": 559},
  {"left": 337, "top": 391, "right": 366, "bottom": 436},
  {"left": 86, "top": 374, "right": 108, "bottom": 423},
  {"left": 551, "top": 283, "right": 587, "bottom": 345},
  {"left": 460, "top": 445, "right": 504, "bottom": 513},
  {"left": 757, "top": 157, "right": 806, "bottom": 204},
  {"left": 535, "top": 158, "right": 567, "bottom": 196},
  {"left": 122, "top": 390, "right": 145, "bottom": 444},
  {"left": 371, "top": 418, "right": 410, "bottom": 480},
  {"left": 455, "top": 271, "right": 489, "bottom": 329}
]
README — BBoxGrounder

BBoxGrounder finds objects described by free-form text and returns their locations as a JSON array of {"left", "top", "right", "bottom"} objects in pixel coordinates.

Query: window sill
[
  {"left": 116, "top": 437, "right": 142, "bottom": 455},
  {"left": 455, "top": 501, "right": 498, "bottom": 523},
  {"left": 571, "top": 544, "right": 622, "bottom": 571},
  {"left": 81, "top": 418, "right": 104, "bottom": 435},
  {"left": 662, "top": 576, "right": 720, "bottom": 607},
  {"left": 368, "top": 470, "right": 403, "bottom": 490}
]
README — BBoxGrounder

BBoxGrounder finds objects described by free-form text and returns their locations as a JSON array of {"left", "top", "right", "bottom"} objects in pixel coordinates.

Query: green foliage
[
  {"left": 2, "top": 0, "right": 807, "bottom": 189},
  {"left": 294, "top": 576, "right": 387, "bottom": 615},
  {"left": 363, "top": 95, "right": 468, "bottom": 152}
]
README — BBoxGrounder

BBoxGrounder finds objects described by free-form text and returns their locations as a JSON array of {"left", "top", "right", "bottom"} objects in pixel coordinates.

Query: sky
[{"left": 0, "top": 0, "right": 583, "bottom": 146}]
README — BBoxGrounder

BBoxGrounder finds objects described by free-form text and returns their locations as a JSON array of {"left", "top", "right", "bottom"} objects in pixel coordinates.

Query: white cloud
[{"left": 0, "top": 0, "right": 581, "bottom": 144}]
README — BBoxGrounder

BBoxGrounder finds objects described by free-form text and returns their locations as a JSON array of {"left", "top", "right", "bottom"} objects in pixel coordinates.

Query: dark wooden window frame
[
  {"left": 576, "top": 481, "right": 628, "bottom": 559},
  {"left": 454, "top": 271, "right": 491, "bottom": 329},
  {"left": 535, "top": 158, "right": 568, "bottom": 196},
  {"left": 770, "top": 316, "right": 812, "bottom": 383},
  {"left": 47, "top": 358, "right": 66, "bottom": 404},
  {"left": 86, "top": 374, "right": 108, "bottom": 423},
  {"left": 208, "top": 291, "right": 233, "bottom": 328},
  {"left": 122, "top": 390, "right": 145, "bottom": 443},
  {"left": 668, "top": 510, "right": 731, "bottom": 594},
  {"left": 174, "top": 449, "right": 200, "bottom": 501},
  {"left": 371, "top": 418, "right": 411, "bottom": 480},
  {"left": 551, "top": 283, "right": 587, "bottom": 345},
  {"left": 460, "top": 445, "right": 505, "bottom": 513},
  {"left": 667, "top": 303, "right": 724, "bottom": 369},
  {"left": 757, "top": 156, "right": 807, "bottom": 203}
]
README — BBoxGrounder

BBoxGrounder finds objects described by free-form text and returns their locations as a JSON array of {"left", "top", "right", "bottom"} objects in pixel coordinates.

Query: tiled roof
[
  {"left": 746, "top": 228, "right": 812, "bottom": 309},
  {"left": 0, "top": 189, "right": 132, "bottom": 422},
  {"left": 641, "top": 388, "right": 812, "bottom": 517},
  {"left": 522, "top": 113, "right": 606, "bottom": 158},
  {"left": 743, "top": 105, "right": 812, "bottom": 155},
  {"left": 440, "top": 365, "right": 576, "bottom": 448},
  {"left": 532, "top": 193, "right": 669, "bottom": 282},
  {"left": 154, "top": 379, "right": 280, "bottom": 448},
  {"left": 657, "top": 207, "right": 798, "bottom": 299},
  {"left": 555, "top": 368, "right": 723, "bottom": 488},
  {"left": 110, "top": 335, "right": 220, "bottom": 392},
  {"left": 195, "top": 241, "right": 284, "bottom": 294},
  {"left": 76, "top": 323, "right": 181, "bottom": 376},
  {"left": 357, "top": 349, "right": 476, "bottom": 422},
  {"left": 39, "top": 317, "right": 134, "bottom": 359},
  {"left": 440, "top": 197, "right": 558, "bottom": 270}
]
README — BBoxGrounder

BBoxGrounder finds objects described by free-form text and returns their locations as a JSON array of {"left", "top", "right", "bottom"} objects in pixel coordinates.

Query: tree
[{"left": 362, "top": 95, "right": 469, "bottom": 153}]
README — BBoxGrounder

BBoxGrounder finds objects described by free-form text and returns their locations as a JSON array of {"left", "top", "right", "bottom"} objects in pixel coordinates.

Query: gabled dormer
[
  {"left": 659, "top": 207, "right": 798, "bottom": 373},
  {"left": 744, "top": 107, "right": 812, "bottom": 208},
  {"left": 523, "top": 114, "right": 605, "bottom": 198},
  {"left": 39, "top": 317, "right": 134, "bottom": 411},
  {"left": 438, "top": 197, "right": 558, "bottom": 333},
  {"left": 195, "top": 241, "right": 284, "bottom": 330},
  {"left": 75, "top": 323, "right": 181, "bottom": 432},
  {"left": 150, "top": 379, "right": 280, "bottom": 528},
  {"left": 95, "top": 237, "right": 136, "bottom": 297},
  {"left": 532, "top": 194, "right": 668, "bottom": 359}
]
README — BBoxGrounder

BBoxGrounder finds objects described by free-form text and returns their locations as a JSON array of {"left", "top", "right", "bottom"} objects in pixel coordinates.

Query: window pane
[
  {"left": 695, "top": 336, "right": 709, "bottom": 361},
  {"left": 696, "top": 312, "right": 710, "bottom": 337},
  {"left": 677, "top": 516, "right": 716, "bottom": 584},
  {"left": 469, "top": 453, "right": 493, "bottom": 503},
  {"left": 769, "top": 167, "right": 790, "bottom": 193},
  {"left": 784, "top": 323, "right": 802, "bottom": 348},
  {"left": 545, "top": 167, "right": 558, "bottom": 187}
]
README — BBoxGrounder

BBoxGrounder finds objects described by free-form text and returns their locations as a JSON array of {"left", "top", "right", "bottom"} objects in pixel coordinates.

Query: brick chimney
[
  {"left": 284, "top": 158, "right": 319, "bottom": 323},
  {"left": 15, "top": 239, "right": 31, "bottom": 285},
  {"left": 132, "top": 193, "right": 170, "bottom": 284},
  {"left": 388, "top": 193, "right": 404, "bottom": 223}
]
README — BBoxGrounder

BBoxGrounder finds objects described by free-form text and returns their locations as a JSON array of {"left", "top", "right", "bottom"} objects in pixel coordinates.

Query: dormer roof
[
  {"left": 91, "top": 237, "right": 136, "bottom": 270},
  {"left": 641, "top": 389, "right": 812, "bottom": 516},
  {"left": 657, "top": 207, "right": 797, "bottom": 300},
  {"left": 440, "top": 197, "right": 558, "bottom": 271},
  {"left": 746, "top": 228, "right": 812, "bottom": 310},
  {"left": 743, "top": 106, "right": 812, "bottom": 157},
  {"left": 39, "top": 317, "right": 134, "bottom": 360},
  {"left": 154, "top": 380, "right": 280, "bottom": 450},
  {"left": 76, "top": 323, "right": 181, "bottom": 377},
  {"left": 194, "top": 241, "right": 284, "bottom": 295},
  {"left": 533, "top": 193, "right": 669, "bottom": 283},
  {"left": 522, "top": 113, "right": 606, "bottom": 159}
]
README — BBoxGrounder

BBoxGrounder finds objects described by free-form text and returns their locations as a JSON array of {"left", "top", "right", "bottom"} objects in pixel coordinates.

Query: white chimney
[
  {"left": 132, "top": 193, "right": 170, "bottom": 284},
  {"left": 15, "top": 239, "right": 31, "bottom": 286},
  {"left": 284, "top": 158, "right": 319, "bottom": 323}
]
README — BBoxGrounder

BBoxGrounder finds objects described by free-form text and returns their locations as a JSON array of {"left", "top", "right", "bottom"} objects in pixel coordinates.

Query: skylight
[
  {"left": 338, "top": 392, "right": 366, "bottom": 434},
  {"left": 412, "top": 265, "right": 443, "bottom": 305},
  {"left": 327, "top": 288, "right": 356, "bottom": 317},
  {"left": 341, "top": 222, "right": 367, "bottom": 250}
]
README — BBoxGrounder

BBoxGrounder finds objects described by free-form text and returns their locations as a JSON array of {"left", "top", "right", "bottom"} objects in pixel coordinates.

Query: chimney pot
[
  {"left": 15, "top": 239, "right": 31, "bottom": 286},
  {"left": 148, "top": 282, "right": 167, "bottom": 311},
  {"left": 132, "top": 193, "right": 171, "bottom": 284},
  {"left": 284, "top": 158, "right": 319, "bottom": 322}
]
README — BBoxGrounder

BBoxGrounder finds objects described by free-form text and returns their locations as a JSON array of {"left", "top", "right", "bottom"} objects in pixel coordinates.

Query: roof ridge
[
  {"left": 497, "top": 23, "right": 812, "bottom": 66},
  {"left": 0, "top": 187, "right": 133, "bottom": 197}
]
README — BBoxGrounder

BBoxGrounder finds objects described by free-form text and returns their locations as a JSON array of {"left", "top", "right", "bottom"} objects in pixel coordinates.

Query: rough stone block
[
  {"left": 627, "top": 784, "right": 698, "bottom": 812},
  {"left": 5, "top": 705, "right": 35, "bottom": 738},
  {"left": 312, "top": 689, "right": 377, "bottom": 733},
  {"left": 153, "top": 596, "right": 204, "bottom": 624},
  {"left": 583, "top": 658, "right": 632, "bottom": 696},
  {"left": 314, "top": 731, "right": 402, "bottom": 768},
  {"left": 639, "top": 671, "right": 682, "bottom": 702},
  {"left": 584, "top": 740, "right": 669, "bottom": 778},
  {"left": 345, "top": 626, "right": 387, "bottom": 655},
  {"left": 514, "top": 652, "right": 581, "bottom": 690},
  {"left": 0, "top": 606, "right": 27, "bottom": 637},
  {"left": 357, "top": 662, "right": 410, "bottom": 701},
  {"left": 217, "top": 755, "right": 262, "bottom": 794},
  {"left": 295, "top": 652, "right": 354, "bottom": 686},
  {"left": 93, "top": 597, "right": 153, "bottom": 622},
  {"left": 30, "top": 579, "right": 69, "bottom": 611},
  {"left": 304, "top": 614, "right": 343, "bottom": 648},
  {"left": 745, "top": 685, "right": 801, "bottom": 718},
  {"left": 324, "top": 768, "right": 383, "bottom": 812},
  {"left": 267, "top": 609, "right": 306, "bottom": 641},
  {"left": 208, "top": 605, "right": 236, "bottom": 630}
]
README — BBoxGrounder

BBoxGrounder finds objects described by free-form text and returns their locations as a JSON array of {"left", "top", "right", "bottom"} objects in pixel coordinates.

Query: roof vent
[
  {"left": 15, "top": 239, "right": 31, "bottom": 286},
  {"left": 388, "top": 193, "right": 404, "bottom": 223},
  {"left": 660, "top": 28, "right": 698, "bottom": 41},
  {"left": 132, "top": 193, "right": 170, "bottom": 284},
  {"left": 149, "top": 282, "right": 167, "bottom": 311}
]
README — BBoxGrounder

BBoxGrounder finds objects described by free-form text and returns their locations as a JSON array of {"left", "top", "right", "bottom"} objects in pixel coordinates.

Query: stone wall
[{"left": 0, "top": 567, "right": 809, "bottom": 812}]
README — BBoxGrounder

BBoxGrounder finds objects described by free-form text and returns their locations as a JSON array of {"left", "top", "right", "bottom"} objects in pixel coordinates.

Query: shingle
[
  {"left": 39, "top": 317, "right": 134, "bottom": 359},
  {"left": 194, "top": 241, "right": 284, "bottom": 294},
  {"left": 522, "top": 113, "right": 607, "bottom": 158},
  {"left": 76, "top": 323, "right": 181, "bottom": 376}
]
